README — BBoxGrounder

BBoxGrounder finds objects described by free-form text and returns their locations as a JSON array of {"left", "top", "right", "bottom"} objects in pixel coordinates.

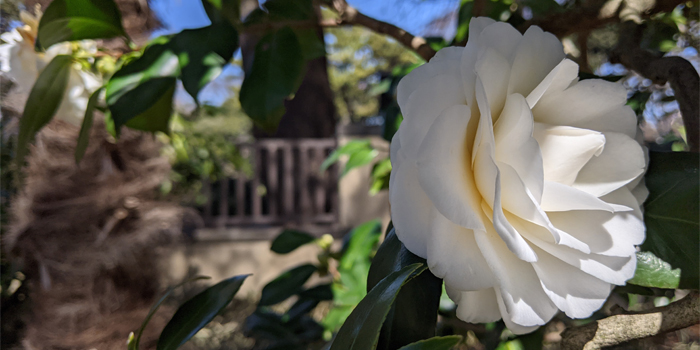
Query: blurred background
[{"left": 0, "top": 0, "right": 698, "bottom": 349}]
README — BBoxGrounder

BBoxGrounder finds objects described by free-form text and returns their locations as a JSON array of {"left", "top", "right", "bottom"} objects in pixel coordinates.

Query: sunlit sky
[{"left": 149, "top": 0, "right": 458, "bottom": 108}]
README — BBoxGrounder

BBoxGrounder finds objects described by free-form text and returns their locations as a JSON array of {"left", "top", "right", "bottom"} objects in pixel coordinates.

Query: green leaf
[
  {"left": 343, "top": 148, "right": 379, "bottom": 177},
  {"left": 202, "top": 0, "right": 241, "bottom": 27},
  {"left": 16, "top": 55, "right": 73, "bottom": 168},
  {"left": 134, "top": 276, "right": 211, "bottom": 350},
  {"left": 320, "top": 140, "right": 372, "bottom": 173},
  {"left": 294, "top": 28, "right": 326, "bottom": 60},
  {"left": 107, "top": 23, "right": 239, "bottom": 129},
  {"left": 339, "top": 220, "right": 382, "bottom": 271},
  {"left": 123, "top": 80, "right": 176, "bottom": 133},
  {"left": 642, "top": 151, "right": 699, "bottom": 289},
  {"left": 329, "top": 263, "right": 426, "bottom": 350},
  {"left": 171, "top": 23, "right": 239, "bottom": 101},
  {"left": 37, "top": 0, "right": 127, "bottom": 50},
  {"left": 239, "top": 26, "right": 305, "bottom": 133},
  {"left": 157, "top": 274, "right": 249, "bottom": 350},
  {"left": 259, "top": 264, "right": 317, "bottom": 306},
  {"left": 75, "top": 87, "right": 103, "bottom": 164},
  {"left": 287, "top": 284, "right": 333, "bottom": 320},
  {"left": 367, "top": 227, "right": 443, "bottom": 350},
  {"left": 244, "top": 0, "right": 315, "bottom": 23},
  {"left": 370, "top": 158, "right": 392, "bottom": 195},
  {"left": 629, "top": 251, "right": 680, "bottom": 289},
  {"left": 397, "top": 336, "right": 463, "bottom": 350},
  {"left": 271, "top": 229, "right": 316, "bottom": 254}
]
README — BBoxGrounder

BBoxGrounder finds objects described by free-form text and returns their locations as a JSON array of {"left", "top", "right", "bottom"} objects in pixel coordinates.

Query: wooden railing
[{"left": 202, "top": 138, "right": 339, "bottom": 227}]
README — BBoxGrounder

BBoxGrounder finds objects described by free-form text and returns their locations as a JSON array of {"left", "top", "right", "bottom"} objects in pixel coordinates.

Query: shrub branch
[{"left": 561, "top": 291, "right": 700, "bottom": 350}]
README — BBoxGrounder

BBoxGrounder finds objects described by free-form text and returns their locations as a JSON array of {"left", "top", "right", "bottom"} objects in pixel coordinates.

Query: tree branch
[
  {"left": 611, "top": 21, "right": 699, "bottom": 152},
  {"left": 326, "top": 0, "right": 437, "bottom": 61},
  {"left": 523, "top": 0, "right": 685, "bottom": 38},
  {"left": 561, "top": 292, "right": 700, "bottom": 350}
]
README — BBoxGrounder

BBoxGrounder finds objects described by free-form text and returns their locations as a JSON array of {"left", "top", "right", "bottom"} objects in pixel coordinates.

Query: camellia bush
[{"left": 6, "top": 0, "right": 699, "bottom": 349}]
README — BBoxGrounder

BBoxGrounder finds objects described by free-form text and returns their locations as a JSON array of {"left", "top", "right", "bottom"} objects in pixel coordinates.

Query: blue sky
[{"left": 150, "top": 0, "right": 458, "bottom": 108}]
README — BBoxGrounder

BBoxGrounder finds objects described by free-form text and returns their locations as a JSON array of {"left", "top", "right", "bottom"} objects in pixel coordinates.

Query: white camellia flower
[
  {"left": 389, "top": 17, "right": 648, "bottom": 334},
  {"left": 0, "top": 10, "right": 101, "bottom": 126}
]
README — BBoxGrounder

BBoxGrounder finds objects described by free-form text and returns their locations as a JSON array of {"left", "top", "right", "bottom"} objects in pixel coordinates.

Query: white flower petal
[
  {"left": 533, "top": 79, "right": 638, "bottom": 137},
  {"left": 534, "top": 123, "right": 605, "bottom": 185},
  {"left": 541, "top": 181, "right": 624, "bottom": 212},
  {"left": 475, "top": 47, "right": 511, "bottom": 118},
  {"left": 428, "top": 211, "right": 495, "bottom": 291},
  {"left": 448, "top": 287, "right": 502, "bottom": 324},
  {"left": 526, "top": 59, "right": 579, "bottom": 108},
  {"left": 532, "top": 247, "right": 611, "bottom": 319},
  {"left": 494, "top": 93, "right": 544, "bottom": 202},
  {"left": 397, "top": 47, "right": 463, "bottom": 109},
  {"left": 508, "top": 26, "right": 566, "bottom": 100},
  {"left": 390, "top": 160, "right": 434, "bottom": 258},
  {"left": 523, "top": 231, "right": 636, "bottom": 284},
  {"left": 573, "top": 132, "right": 646, "bottom": 197},
  {"left": 416, "top": 104, "right": 485, "bottom": 232},
  {"left": 398, "top": 73, "right": 466, "bottom": 159},
  {"left": 475, "top": 228, "right": 558, "bottom": 327}
]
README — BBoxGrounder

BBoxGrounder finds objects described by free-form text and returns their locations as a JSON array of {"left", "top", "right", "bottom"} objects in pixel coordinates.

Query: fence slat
[{"left": 266, "top": 145, "right": 278, "bottom": 217}]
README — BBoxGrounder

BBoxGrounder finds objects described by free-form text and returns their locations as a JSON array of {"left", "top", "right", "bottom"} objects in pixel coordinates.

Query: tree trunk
[{"left": 241, "top": 1, "right": 337, "bottom": 139}]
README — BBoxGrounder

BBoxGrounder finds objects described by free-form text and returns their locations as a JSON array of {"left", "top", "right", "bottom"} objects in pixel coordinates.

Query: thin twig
[
  {"left": 611, "top": 21, "right": 699, "bottom": 152},
  {"left": 561, "top": 292, "right": 700, "bottom": 350},
  {"left": 326, "top": 0, "right": 436, "bottom": 61}
]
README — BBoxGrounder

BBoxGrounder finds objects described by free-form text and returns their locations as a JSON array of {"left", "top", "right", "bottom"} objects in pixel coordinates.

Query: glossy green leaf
[
  {"left": 294, "top": 28, "right": 326, "bottom": 60},
  {"left": 16, "top": 55, "right": 73, "bottom": 168},
  {"left": 134, "top": 276, "right": 211, "bottom": 350},
  {"left": 271, "top": 229, "right": 316, "bottom": 254},
  {"left": 629, "top": 251, "right": 680, "bottom": 289},
  {"left": 75, "top": 87, "right": 103, "bottom": 164},
  {"left": 171, "top": 23, "right": 239, "bottom": 101},
  {"left": 642, "top": 151, "right": 699, "bottom": 289},
  {"left": 107, "top": 23, "right": 239, "bottom": 129},
  {"left": 397, "top": 336, "right": 463, "bottom": 350},
  {"left": 367, "top": 227, "right": 442, "bottom": 350},
  {"left": 36, "top": 0, "right": 127, "bottom": 49},
  {"left": 259, "top": 264, "right": 317, "bottom": 306},
  {"left": 370, "top": 158, "right": 392, "bottom": 195},
  {"left": 157, "top": 274, "right": 249, "bottom": 350},
  {"left": 329, "top": 263, "right": 426, "bottom": 350},
  {"left": 239, "top": 26, "right": 305, "bottom": 133},
  {"left": 123, "top": 80, "right": 176, "bottom": 133}
]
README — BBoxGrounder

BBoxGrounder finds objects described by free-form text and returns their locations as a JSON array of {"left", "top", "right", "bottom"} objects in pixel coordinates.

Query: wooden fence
[{"left": 202, "top": 138, "right": 339, "bottom": 227}]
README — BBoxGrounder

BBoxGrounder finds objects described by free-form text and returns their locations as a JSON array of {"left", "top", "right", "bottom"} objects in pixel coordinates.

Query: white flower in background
[
  {"left": 389, "top": 17, "right": 647, "bottom": 333},
  {"left": 0, "top": 9, "right": 101, "bottom": 126}
]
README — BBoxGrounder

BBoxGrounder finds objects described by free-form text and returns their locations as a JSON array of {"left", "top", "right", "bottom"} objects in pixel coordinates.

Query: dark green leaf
[
  {"left": 134, "top": 276, "right": 211, "bottom": 350},
  {"left": 293, "top": 28, "right": 326, "bottom": 60},
  {"left": 298, "top": 283, "right": 334, "bottom": 301},
  {"left": 259, "top": 264, "right": 317, "bottom": 306},
  {"left": 75, "top": 87, "right": 103, "bottom": 164},
  {"left": 329, "top": 263, "right": 426, "bottom": 350},
  {"left": 16, "top": 55, "right": 73, "bottom": 168},
  {"left": 37, "top": 0, "right": 127, "bottom": 49},
  {"left": 107, "top": 23, "right": 239, "bottom": 129},
  {"left": 629, "top": 251, "right": 680, "bottom": 289},
  {"left": 367, "top": 227, "right": 442, "bottom": 350},
  {"left": 171, "top": 23, "right": 239, "bottom": 101},
  {"left": 157, "top": 274, "right": 249, "bottom": 350},
  {"left": 642, "top": 151, "right": 699, "bottom": 289},
  {"left": 202, "top": 0, "right": 241, "bottom": 27},
  {"left": 123, "top": 79, "right": 176, "bottom": 133},
  {"left": 244, "top": 0, "right": 315, "bottom": 24},
  {"left": 239, "top": 26, "right": 305, "bottom": 133},
  {"left": 397, "top": 336, "right": 463, "bottom": 350},
  {"left": 271, "top": 230, "right": 316, "bottom": 254}
]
